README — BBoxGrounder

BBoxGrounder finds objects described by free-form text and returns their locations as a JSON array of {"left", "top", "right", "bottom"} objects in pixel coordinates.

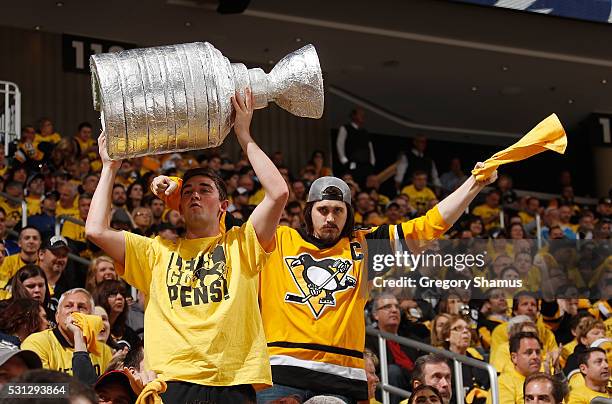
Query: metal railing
[
  {"left": 366, "top": 327, "right": 499, "bottom": 404},
  {"left": 0, "top": 81, "right": 21, "bottom": 156}
]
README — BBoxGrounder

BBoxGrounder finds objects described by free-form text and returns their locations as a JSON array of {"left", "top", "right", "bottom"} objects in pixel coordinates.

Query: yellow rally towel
[
  {"left": 471, "top": 113, "right": 567, "bottom": 181},
  {"left": 135, "top": 378, "right": 167, "bottom": 404},
  {"left": 71, "top": 312, "right": 104, "bottom": 356}
]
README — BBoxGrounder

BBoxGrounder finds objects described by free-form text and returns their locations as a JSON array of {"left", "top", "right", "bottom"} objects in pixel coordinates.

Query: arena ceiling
[{"left": 2, "top": 0, "right": 612, "bottom": 144}]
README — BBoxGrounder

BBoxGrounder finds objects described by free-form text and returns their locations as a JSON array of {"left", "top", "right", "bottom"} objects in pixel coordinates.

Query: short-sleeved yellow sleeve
[
  {"left": 231, "top": 220, "right": 275, "bottom": 277},
  {"left": 122, "top": 231, "right": 156, "bottom": 294}
]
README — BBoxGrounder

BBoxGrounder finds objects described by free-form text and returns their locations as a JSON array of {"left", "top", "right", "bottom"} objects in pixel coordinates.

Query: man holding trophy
[{"left": 86, "top": 88, "right": 289, "bottom": 402}]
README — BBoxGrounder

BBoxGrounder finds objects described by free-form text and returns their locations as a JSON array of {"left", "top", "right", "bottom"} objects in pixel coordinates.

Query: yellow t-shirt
[
  {"left": 21, "top": 328, "right": 112, "bottom": 377},
  {"left": 56, "top": 203, "right": 79, "bottom": 219},
  {"left": 61, "top": 221, "right": 86, "bottom": 243},
  {"left": 0, "top": 199, "right": 22, "bottom": 226},
  {"left": 400, "top": 185, "right": 436, "bottom": 211},
  {"left": 490, "top": 317, "right": 557, "bottom": 358},
  {"left": 0, "top": 254, "right": 37, "bottom": 289},
  {"left": 472, "top": 204, "right": 501, "bottom": 230},
  {"left": 248, "top": 188, "right": 265, "bottom": 206},
  {"left": 33, "top": 132, "right": 62, "bottom": 147},
  {"left": 518, "top": 211, "right": 535, "bottom": 225},
  {"left": 567, "top": 384, "right": 611, "bottom": 404},
  {"left": 486, "top": 368, "right": 525, "bottom": 404},
  {"left": 26, "top": 196, "right": 42, "bottom": 216},
  {"left": 121, "top": 220, "right": 273, "bottom": 388}
]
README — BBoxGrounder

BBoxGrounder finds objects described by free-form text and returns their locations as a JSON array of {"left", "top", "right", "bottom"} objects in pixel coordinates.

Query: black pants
[{"left": 160, "top": 381, "right": 256, "bottom": 404}]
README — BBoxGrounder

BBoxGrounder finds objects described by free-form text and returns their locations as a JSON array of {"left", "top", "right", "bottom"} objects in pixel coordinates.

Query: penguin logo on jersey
[{"left": 284, "top": 254, "right": 356, "bottom": 318}]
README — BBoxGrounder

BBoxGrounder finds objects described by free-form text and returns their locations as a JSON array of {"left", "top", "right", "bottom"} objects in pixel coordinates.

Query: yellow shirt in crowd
[
  {"left": 0, "top": 199, "right": 22, "bottom": 225},
  {"left": 567, "top": 384, "right": 611, "bottom": 404},
  {"left": 22, "top": 328, "right": 112, "bottom": 377},
  {"left": 56, "top": 203, "right": 79, "bottom": 219},
  {"left": 0, "top": 254, "right": 37, "bottom": 289},
  {"left": 472, "top": 204, "right": 501, "bottom": 230},
  {"left": 400, "top": 185, "right": 436, "bottom": 211},
  {"left": 487, "top": 368, "right": 525, "bottom": 404},
  {"left": 121, "top": 220, "right": 273, "bottom": 389},
  {"left": 33, "top": 132, "right": 62, "bottom": 148},
  {"left": 26, "top": 196, "right": 42, "bottom": 216},
  {"left": 61, "top": 221, "right": 86, "bottom": 243}
]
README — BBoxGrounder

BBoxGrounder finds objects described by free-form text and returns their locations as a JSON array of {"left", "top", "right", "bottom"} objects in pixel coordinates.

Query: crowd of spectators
[{"left": 0, "top": 112, "right": 609, "bottom": 404}]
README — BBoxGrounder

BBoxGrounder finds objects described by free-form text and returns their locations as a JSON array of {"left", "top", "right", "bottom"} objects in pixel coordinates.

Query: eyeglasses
[
  {"left": 376, "top": 303, "right": 400, "bottom": 312},
  {"left": 450, "top": 325, "right": 470, "bottom": 333}
]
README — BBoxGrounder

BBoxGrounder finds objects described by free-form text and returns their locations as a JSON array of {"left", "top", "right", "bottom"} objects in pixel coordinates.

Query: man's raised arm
[
  {"left": 85, "top": 133, "right": 126, "bottom": 266},
  {"left": 437, "top": 161, "right": 497, "bottom": 226},
  {"left": 232, "top": 88, "right": 289, "bottom": 249}
]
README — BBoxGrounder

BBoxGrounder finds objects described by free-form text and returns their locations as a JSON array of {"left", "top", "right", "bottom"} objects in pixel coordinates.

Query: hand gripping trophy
[{"left": 90, "top": 42, "right": 324, "bottom": 159}]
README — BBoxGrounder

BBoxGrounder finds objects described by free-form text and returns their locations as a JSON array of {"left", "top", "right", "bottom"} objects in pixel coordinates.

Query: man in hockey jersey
[{"left": 152, "top": 162, "right": 497, "bottom": 402}]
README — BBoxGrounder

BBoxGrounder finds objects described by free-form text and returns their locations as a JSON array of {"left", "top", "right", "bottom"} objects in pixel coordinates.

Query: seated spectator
[
  {"left": 21, "top": 288, "right": 113, "bottom": 380},
  {"left": 94, "top": 369, "right": 140, "bottom": 404},
  {"left": 523, "top": 372, "right": 565, "bottom": 404},
  {"left": 85, "top": 256, "right": 118, "bottom": 294},
  {"left": 595, "top": 197, "right": 611, "bottom": 223},
  {"left": 490, "top": 292, "right": 558, "bottom": 362},
  {"left": 576, "top": 211, "right": 595, "bottom": 240},
  {"left": 0, "top": 181, "right": 25, "bottom": 229},
  {"left": 366, "top": 294, "right": 415, "bottom": 404},
  {"left": 56, "top": 182, "right": 79, "bottom": 219},
  {"left": 0, "top": 226, "right": 42, "bottom": 290},
  {"left": 478, "top": 288, "right": 510, "bottom": 350},
  {"left": 93, "top": 280, "right": 141, "bottom": 350},
  {"left": 9, "top": 265, "right": 55, "bottom": 322},
  {"left": 126, "top": 182, "right": 144, "bottom": 213},
  {"left": 123, "top": 341, "right": 156, "bottom": 390},
  {"left": 37, "top": 236, "right": 76, "bottom": 298},
  {"left": 93, "top": 306, "right": 111, "bottom": 344},
  {"left": 309, "top": 150, "right": 332, "bottom": 178},
  {"left": 558, "top": 205, "right": 577, "bottom": 240},
  {"left": 0, "top": 299, "right": 49, "bottom": 346},
  {"left": 490, "top": 315, "right": 537, "bottom": 375},
  {"left": 363, "top": 348, "right": 381, "bottom": 403},
  {"left": 74, "top": 122, "right": 97, "bottom": 159},
  {"left": 518, "top": 197, "right": 540, "bottom": 226},
  {"left": 0, "top": 340, "right": 42, "bottom": 389},
  {"left": 27, "top": 191, "right": 59, "bottom": 241},
  {"left": 411, "top": 354, "right": 452, "bottom": 404},
  {"left": 156, "top": 222, "right": 178, "bottom": 244},
  {"left": 407, "top": 384, "right": 444, "bottom": 404},
  {"left": 564, "top": 318, "right": 606, "bottom": 374},
  {"left": 439, "top": 157, "right": 467, "bottom": 197},
  {"left": 131, "top": 207, "right": 153, "bottom": 235},
  {"left": 25, "top": 173, "right": 45, "bottom": 215},
  {"left": 61, "top": 193, "right": 92, "bottom": 257},
  {"left": 440, "top": 315, "right": 489, "bottom": 396},
  {"left": 567, "top": 347, "right": 611, "bottom": 403},
  {"left": 497, "top": 174, "right": 518, "bottom": 209},
  {"left": 431, "top": 314, "right": 451, "bottom": 348},
  {"left": 4, "top": 368, "right": 97, "bottom": 404},
  {"left": 0, "top": 209, "right": 19, "bottom": 256},
  {"left": 401, "top": 171, "right": 437, "bottom": 216},
  {"left": 81, "top": 173, "right": 100, "bottom": 196},
  {"left": 473, "top": 189, "right": 502, "bottom": 231},
  {"left": 488, "top": 332, "right": 544, "bottom": 404},
  {"left": 35, "top": 117, "right": 62, "bottom": 147}
]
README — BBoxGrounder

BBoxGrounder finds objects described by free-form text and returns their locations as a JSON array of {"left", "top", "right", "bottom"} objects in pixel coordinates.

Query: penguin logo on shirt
[{"left": 284, "top": 254, "right": 356, "bottom": 318}]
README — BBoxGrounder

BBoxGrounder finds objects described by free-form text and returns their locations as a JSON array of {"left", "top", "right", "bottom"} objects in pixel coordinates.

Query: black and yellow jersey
[{"left": 259, "top": 207, "right": 449, "bottom": 400}]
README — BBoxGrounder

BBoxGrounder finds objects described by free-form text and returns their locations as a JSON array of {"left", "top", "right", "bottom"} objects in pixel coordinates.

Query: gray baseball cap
[
  {"left": 0, "top": 340, "right": 42, "bottom": 369},
  {"left": 307, "top": 177, "right": 351, "bottom": 206}
]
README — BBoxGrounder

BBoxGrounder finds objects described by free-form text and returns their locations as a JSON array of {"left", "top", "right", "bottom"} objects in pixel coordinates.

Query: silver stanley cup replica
[{"left": 90, "top": 42, "right": 324, "bottom": 159}]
